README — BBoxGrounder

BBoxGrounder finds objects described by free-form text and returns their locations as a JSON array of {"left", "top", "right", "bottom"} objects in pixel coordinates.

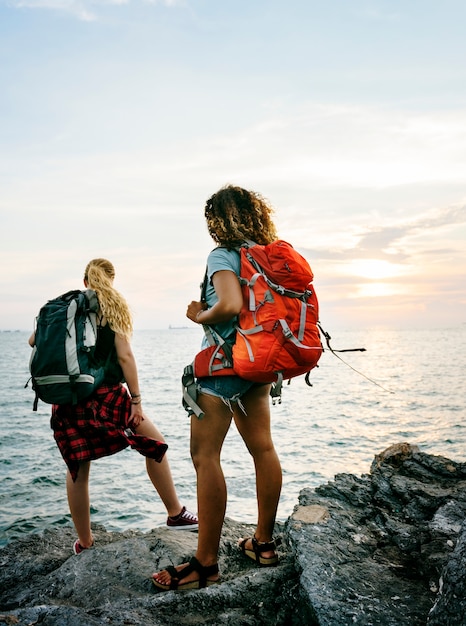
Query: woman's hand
[
  {"left": 186, "top": 301, "right": 206, "bottom": 323},
  {"left": 128, "top": 403, "right": 145, "bottom": 429}
]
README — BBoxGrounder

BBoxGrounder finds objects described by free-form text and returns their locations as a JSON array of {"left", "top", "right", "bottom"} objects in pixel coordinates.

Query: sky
[{"left": 1, "top": 0, "right": 465, "bottom": 331}]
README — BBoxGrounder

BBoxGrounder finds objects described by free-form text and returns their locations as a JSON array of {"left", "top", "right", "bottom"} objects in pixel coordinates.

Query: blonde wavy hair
[
  {"left": 204, "top": 185, "right": 278, "bottom": 247},
  {"left": 84, "top": 258, "right": 133, "bottom": 340}
]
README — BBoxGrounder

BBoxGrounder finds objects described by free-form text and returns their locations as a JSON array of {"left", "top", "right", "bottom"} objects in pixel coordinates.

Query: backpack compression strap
[
  {"left": 182, "top": 363, "right": 205, "bottom": 419},
  {"left": 311, "top": 323, "right": 392, "bottom": 393}
]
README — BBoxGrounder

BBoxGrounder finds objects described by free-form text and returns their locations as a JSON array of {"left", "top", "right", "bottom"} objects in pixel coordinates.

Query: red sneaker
[
  {"left": 166, "top": 506, "right": 198, "bottom": 531},
  {"left": 73, "top": 539, "right": 94, "bottom": 555}
]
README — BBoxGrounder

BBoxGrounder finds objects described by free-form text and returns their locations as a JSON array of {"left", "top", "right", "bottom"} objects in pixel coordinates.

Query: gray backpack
[{"left": 28, "top": 289, "right": 108, "bottom": 410}]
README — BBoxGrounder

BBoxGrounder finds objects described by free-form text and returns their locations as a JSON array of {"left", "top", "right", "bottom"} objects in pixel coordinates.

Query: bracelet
[
  {"left": 195, "top": 310, "right": 204, "bottom": 323},
  {"left": 131, "top": 394, "right": 141, "bottom": 399},
  {"left": 131, "top": 398, "right": 142, "bottom": 405}
]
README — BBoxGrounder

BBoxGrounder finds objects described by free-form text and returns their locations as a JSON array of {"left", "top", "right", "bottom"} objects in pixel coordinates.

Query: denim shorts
[{"left": 197, "top": 375, "right": 263, "bottom": 404}]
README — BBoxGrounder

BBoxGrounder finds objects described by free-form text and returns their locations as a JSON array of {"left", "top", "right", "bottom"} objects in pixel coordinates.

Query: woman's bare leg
[
  {"left": 233, "top": 384, "right": 282, "bottom": 557},
  {"left": 135, "top": 416, "right": 183, "bottom": 518},
  {"left": 153, "top": 393, "right": 230, "bottom": 585},
  {"left": 66, "top": 461, "right": 94, "bottom": 548},
  {"left": 192, "top": 394, "right": 232, "bottom": 568}
]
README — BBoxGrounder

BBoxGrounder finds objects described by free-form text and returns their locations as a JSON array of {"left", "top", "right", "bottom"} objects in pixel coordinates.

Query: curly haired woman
[
  {"left": 152, "top": 185, "right": 283, "bottom": 590},
  {"left": 29, "top": 258, "right": 198, "bottom": 555}
]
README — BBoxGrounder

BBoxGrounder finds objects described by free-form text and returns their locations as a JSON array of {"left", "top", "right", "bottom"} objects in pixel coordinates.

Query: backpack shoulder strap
[
  {"left": 200, "top": 266, "right": 208, "bottom": 304},
  {"left": 83, "top": 288, "right": 99, "bottom": 312},
  {"left": 198, "top": 258, "right": 234, "bottom": 361}
]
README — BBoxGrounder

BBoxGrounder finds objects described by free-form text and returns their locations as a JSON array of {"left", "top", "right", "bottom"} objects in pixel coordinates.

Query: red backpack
[{"left": 190, "top": 240, "right": 323, "bottom": 406}]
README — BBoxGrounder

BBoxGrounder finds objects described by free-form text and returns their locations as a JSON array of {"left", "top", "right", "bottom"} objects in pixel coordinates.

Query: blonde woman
[
  {"left": 29, "top": 258, "right": 197, "bottom": 554},
  {"left": 153, "top": 185, "right": 283, "bottom": 591}
]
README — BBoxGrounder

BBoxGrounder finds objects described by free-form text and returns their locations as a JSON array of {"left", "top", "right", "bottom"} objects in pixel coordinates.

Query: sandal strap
[
  {"left": 189, "top": 556, "right": 219, "bottom": 587},
  {"left": 252, "top": 536, "right": 281, "bottom": 554},
  {"left": 166, "top": 561, "right": 195, "bottom": 590},
  {"left": 164, "top": 565, "right": 180, "bottom": 579}
]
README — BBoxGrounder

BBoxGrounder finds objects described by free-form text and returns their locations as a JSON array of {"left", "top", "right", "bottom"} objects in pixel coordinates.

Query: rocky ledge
[{"left": 1, "top": 443, "right": 465, "bottom": 626}]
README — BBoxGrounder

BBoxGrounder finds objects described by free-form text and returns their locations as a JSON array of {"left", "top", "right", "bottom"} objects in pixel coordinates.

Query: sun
[{"left": 347, "top": 259, "right": 404, "bottom": 280}]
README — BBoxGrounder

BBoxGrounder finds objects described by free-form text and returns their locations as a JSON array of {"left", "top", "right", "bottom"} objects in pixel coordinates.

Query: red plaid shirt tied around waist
[{"left": 51, "top": 384, "right": 168, "bottom": 481}]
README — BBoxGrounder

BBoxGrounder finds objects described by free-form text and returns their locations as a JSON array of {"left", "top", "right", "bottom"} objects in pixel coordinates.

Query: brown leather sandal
[
  {"left": 152, "top": 556, "right": 219, "bottom": 591},
  {"left": 238, "top": 535, "right": 281, "bottom": 567}
]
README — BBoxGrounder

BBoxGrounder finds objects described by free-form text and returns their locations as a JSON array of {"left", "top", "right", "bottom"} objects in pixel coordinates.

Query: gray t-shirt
[{"left": 202, "top": 246, "right": 241, "bottom": 345}]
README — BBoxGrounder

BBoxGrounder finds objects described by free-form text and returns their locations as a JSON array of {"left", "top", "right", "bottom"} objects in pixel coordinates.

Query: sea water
[{"left": 1, "top": 326, "right": 465, "bottom": 547}]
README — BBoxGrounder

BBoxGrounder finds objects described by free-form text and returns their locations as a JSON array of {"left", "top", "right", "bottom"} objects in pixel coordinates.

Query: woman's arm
[
  {"left": 114, "top": 333, "right": 144, "bottom": 427},
  {"left": 187, "top": 270, "right": 242, "bottom": 325}
]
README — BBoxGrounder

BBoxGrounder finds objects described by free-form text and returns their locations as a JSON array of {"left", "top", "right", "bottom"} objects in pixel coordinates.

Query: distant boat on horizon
[{"left": 168, "top": 324, "right": 190, "bottom": 330}]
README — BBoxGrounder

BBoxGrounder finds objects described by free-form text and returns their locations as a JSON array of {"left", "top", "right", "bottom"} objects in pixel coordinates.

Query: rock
[
  {"left": 1, "top": 443, "right": 465, "bottom": 625},
  {"left": 0, "top": 519, "right": 308, "bottom": 626},
  {"left": 286, "top": 442, "right": 466, "bottom": 626},
  {"left": 427, "top": 519, "right": 466, "bottom": 626}
]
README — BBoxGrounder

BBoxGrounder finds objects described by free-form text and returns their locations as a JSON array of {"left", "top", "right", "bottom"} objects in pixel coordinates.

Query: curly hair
[
  {"left": 204, "top": 185, "right": 278, "bottom": 247},
  {"left": 84, "top": 258, "right": 133, "bottom": 341}
]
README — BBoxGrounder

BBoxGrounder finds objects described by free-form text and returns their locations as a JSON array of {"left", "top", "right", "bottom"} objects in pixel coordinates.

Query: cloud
[
  {"left": 8, "top": 0, "right": 98, "bottom": 20},
  {"left": 350, "top": 205, "right": 466, "bottom": 258},
  {"left": 294, "top": 201, "right": 466, "bottom": 327},
  {"left": 4, "top": 0, "right": 181, "bottom": 20},
  {"left": 357, "top": 6, "right": 401, "bottom": 22},
  {"left": 302, "top": 206, "right": 466, "bottom": 289}
]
